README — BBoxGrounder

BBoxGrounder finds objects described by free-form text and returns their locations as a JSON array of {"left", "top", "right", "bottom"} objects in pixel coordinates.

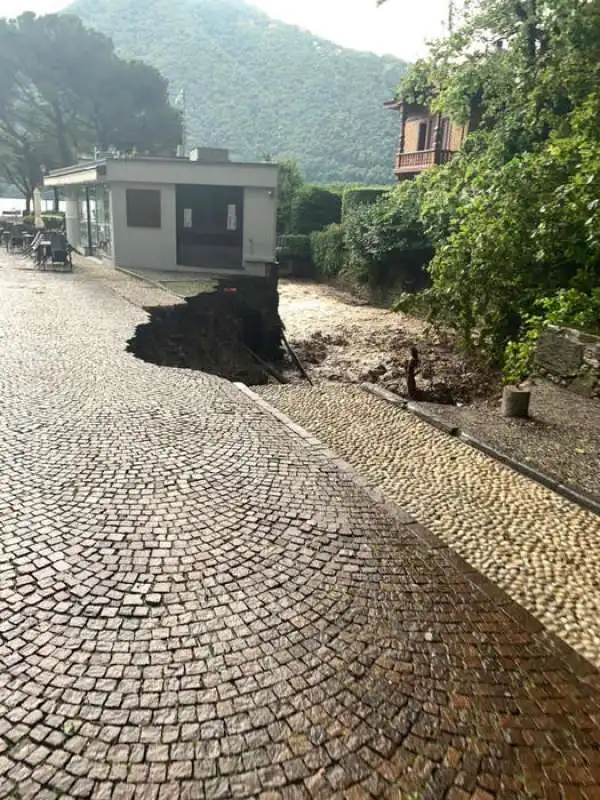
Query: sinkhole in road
[{"left": 126, "top": 278, "right": 284, "bottom": 385}]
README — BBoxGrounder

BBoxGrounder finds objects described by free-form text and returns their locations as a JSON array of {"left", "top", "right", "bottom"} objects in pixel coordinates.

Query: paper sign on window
[
  {"left": 183, "top": 208, "right": 192, "bottom": 228},
  {"left": 227, "top": 204, "right": 237, "bottom": 231}
]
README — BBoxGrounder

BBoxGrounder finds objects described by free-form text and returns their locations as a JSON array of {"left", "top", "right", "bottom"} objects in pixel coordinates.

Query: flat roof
[
  {"left": 46, "top": 156, "right": 278, "bottom": 180},
  {"left": 44, "top": 156, "right": 279, "bottom": 189}
]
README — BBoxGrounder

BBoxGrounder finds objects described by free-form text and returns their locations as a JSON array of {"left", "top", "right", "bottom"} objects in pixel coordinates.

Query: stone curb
[
  {"left": 362, "top": 383, "right": 600, "bottom": 518},
  {"left": 115, "top": 266, "right": 181, "bottom": 299},
  {"left": 234, "top": 382, "right": 598, "bottom": 678},
  {"left": 116, "top": 266, "right": 164, "bottom": 291},
  {"left": 407, "top": 401, "right": 460, "bottom": 436}
]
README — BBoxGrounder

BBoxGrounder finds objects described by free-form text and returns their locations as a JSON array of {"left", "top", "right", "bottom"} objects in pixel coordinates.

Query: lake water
[{"left": 0, "top": 198, "right": 66, "bottom": 213}]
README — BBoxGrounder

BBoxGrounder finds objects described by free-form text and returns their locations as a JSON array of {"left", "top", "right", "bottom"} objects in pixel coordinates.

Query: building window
[
  {"left": 417, "top": 122, "right": 428, "bottom": 151},
  {"left": 126, "top": 188, "right": 161, "bottom": 228}
]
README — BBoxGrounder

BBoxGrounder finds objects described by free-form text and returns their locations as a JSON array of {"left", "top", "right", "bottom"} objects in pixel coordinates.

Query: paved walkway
[
  {"left": 0, "top": 254, "right": 599, "bottom": 800},
  {"left": 256, "top": 384, "right": 600, "bottom": 670}
]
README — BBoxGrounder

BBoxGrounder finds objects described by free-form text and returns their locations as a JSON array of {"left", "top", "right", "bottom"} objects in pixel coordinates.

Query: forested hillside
[{"left": 69, "top": 0, "right": 407, "bottom": 183}]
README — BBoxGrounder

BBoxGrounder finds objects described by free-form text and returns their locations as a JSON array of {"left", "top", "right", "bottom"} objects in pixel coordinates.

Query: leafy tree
[
  {"left": 384, "top": 0, "right": 600, "bottom": 365},
  {"left": 0, "top": 12, "right": 182, "bottom": 203},
  {"left": 276, "top": 158, "right": 303, "bottom": 235}
]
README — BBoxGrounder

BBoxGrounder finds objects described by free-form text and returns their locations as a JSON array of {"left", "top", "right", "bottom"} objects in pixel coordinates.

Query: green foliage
[
  {"left": 0, "top": 181, "right": 17, "bottom": 197},
  {"left": 70, "top": 0, "right": 407, "bottom": 183},
  {"left": 0, "top": 12, "right": 181, "bottom": 200},
  {"left": 503, "top": 289, "right": 600, "bottom": 384},
  {"left": 277, "top": 234, "right": 312, "bottom": 261},
  {"left": 290, "top": 186, "right": 342, "bottom": 235},
  {"left": 276, "top": 159, "right": 303, "bottom": 235},
  {"left": 542, "top": 288, "right": 600, "bottom": 335},
  {"left": 384, "top": 0, "right": 600, "bottom": 366},
  {"left": 342, "top": 187, "right": 390, "bottom": 220},
  {"left": 343, "top": 183, "right": 431, "bottom": 288},
  {"left": 310, "top": 224, "right": 345, "bottom": 278},
  {"left": 22, "top": 212, "right": 65, "bottom": 229},
  {"left": 392, "top": 288, "right": 435, "bottom": 318},
  {"left": 503, "top": 321, "right": 544, "bottom": 387},
  {"left": 422, "top": 106, "right": 600, "bottom": 358}
]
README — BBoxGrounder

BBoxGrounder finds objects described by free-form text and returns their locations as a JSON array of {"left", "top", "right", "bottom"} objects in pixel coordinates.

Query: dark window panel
[{"left": 126, "top": 189, "right": 161, "bottom": 228}]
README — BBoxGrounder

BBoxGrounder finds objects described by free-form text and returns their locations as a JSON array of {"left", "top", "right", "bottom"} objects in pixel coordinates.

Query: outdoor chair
[
  {"left": 42, "top": 232, "right": 73, "bottom": 272},
  {"left": 8, "top": 232, "right": 24, "bottom": 253}
]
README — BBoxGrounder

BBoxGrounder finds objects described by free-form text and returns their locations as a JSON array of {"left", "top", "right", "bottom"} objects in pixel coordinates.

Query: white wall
[
  {"left": 111, "top": 183, "right": 177, "bottom": 271},
  {"left": 110, "top": 182, "right": 277, "bottom": 275},
  {"left": 243, "top": 187, "right": 278, "bottom": 272},
  {"left": 64, "top": 189, "right": 80, "bottom": 250},
  {"left": 106, "top": 159, "right": 278, "bottom": 191}
]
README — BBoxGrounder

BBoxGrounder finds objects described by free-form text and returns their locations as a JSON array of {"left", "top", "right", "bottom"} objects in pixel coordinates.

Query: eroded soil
[{"left": 280, "top": 279, "right": 497, "bottom": 404}]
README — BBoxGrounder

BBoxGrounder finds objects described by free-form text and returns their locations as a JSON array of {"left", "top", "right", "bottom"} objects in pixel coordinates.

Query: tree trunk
[
  {"left": 53, "top": 102, "right": 73, "bottom": 166},
  {"left": 53, "top": 188, "right": 60, "bottom": 212},
  {"left": 406, "top": 347, "right": 420, "bottom": 400},
  {"left": 25, "top": 193, "right": 32, "bottom": 214}
]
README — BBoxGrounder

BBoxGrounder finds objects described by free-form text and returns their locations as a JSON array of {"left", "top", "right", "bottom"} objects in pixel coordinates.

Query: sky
[{"left": 0, "top": 0, "right": 448, "bottom": 60}]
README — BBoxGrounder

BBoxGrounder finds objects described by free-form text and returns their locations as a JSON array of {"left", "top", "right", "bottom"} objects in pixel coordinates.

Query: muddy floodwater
[{"left": 278, "top": 279, "right": 496, "bottom": 403}]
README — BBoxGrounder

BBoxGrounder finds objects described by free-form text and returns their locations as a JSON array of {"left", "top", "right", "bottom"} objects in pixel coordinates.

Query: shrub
[
  {"left": 277, "top": 234, "right": 312, "bottom": 260},
  {"left": 22, "top": 212, "right": 65, "bottom": 230},
  {"left": 343, "top": 183, "right": 431, "bottom": 289},
  {"left": 503, "top": 288, "right": 600, "bottom": 384},
  {"left": 290, "top": 186, "right": 342, "bottom": 234},
  {"left": 342, "top": 187, "right": 390, "bottom": 220},
  {"left": 310, "top": 224, "right": 345, "bottom": 279}
]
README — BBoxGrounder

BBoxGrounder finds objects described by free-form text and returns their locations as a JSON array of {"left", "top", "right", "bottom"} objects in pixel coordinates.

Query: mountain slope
[{"left": 68, "top": 0, "right": 407, "bottom": 183}]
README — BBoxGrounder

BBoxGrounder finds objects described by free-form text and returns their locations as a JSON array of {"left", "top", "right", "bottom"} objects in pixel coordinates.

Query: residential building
[{"left": 385, "top": 99, "right": 472, "bottom": 180}]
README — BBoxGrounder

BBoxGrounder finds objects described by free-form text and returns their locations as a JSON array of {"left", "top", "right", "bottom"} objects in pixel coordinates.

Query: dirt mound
[
  {"left": 289, "top": 331, "right": 349, "bottom": 365},
  {"left": 289, "top": 326, "right": 497, "bottom": 404}
]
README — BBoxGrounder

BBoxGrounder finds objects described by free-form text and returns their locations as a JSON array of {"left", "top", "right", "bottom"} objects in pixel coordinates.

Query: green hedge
[
  {"left": 343, "top": 186, "right": 432, "bottom": 290},
  {"left": 342, "top": 187, "right": 390, "bottom": 220},
  {"left": 310, "top": 224, "right": 345, "bottom": 278},
  {"left": 22, "top": 212, "right": 65, "bottom": 230},
  {"left": 290, "top": 186, "right": 342, "bottom": 234},
  {"left": 277, "top": 234, "right": 312, "bottom": 260}
]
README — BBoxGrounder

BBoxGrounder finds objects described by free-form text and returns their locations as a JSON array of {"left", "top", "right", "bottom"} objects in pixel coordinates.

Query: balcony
[{"left": 395, "top": 148, "right": 455, "bottom": 176}]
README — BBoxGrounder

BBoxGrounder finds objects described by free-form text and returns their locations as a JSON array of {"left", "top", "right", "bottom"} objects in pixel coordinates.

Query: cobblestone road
[
  {"left": 256, "top": 385, "right": 600, "bottom": 670},
  {"left": 1, "top": 255, "right": 600, "bottom": 800}
]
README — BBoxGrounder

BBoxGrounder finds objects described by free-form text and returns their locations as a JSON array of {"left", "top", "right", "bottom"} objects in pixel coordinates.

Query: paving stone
[
  {"left": 0, "top": 252, "right": 598, "bottom": 798},
  {"left": 257, "top": 380, "right": 600, "bottom": 669}
]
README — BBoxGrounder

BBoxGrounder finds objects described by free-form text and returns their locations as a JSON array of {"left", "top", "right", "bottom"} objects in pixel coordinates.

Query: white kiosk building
[{"left": 44, "top": 148, "right": 279, "bottom": 278}]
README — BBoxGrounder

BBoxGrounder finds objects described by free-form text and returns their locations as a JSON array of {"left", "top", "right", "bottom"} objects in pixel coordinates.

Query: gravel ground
[
  {"left": 255, "top": 382, "right": 600, "bottom": 668},
  {"left": 424, "top": 381, "right": 600, "bottom": 499}
]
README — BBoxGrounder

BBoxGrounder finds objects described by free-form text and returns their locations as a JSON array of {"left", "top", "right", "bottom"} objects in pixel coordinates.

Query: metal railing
[{"left": 395, "top": 149, "right": 455, "bottom": 173}]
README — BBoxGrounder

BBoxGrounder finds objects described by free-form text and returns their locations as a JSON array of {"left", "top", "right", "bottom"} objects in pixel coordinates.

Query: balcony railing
[{"left": 395, "top": 149, "right": 455, "bottom": 174}]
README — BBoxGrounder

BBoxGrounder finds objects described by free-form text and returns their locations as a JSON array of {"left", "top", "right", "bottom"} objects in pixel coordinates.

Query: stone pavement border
[
  {"left": 235, "top": 382, "right": 599, "bottom": 678},
  {"left": 362, "top": 383, "right": 600, "bottom": 517}
]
